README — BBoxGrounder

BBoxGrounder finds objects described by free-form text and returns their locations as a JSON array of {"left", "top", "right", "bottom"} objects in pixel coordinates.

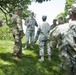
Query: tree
[
  {"left": 0, "top": 0, "right": 51, "bottom": 26},
  {"left": 64, "top": 0, "right": 74, "bottom": 16},
  {"left": 0, "top": 0, "right": 32, "bottom": 26},
  {"left": 63, "top": 0, "right": 75, "bottom": 22},
  {"left": 56, "top": 0, "right": 75, "bottom": 23},
  {"left": 35, "top": 0, "right": 51, "bottom": 3}
]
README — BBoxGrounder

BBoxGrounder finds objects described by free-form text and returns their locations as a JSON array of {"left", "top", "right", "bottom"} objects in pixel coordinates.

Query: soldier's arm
[
  {"left": 50, "top": 25, "right": 54, "bottom": 30},
  {"left": 35, "top": 20, "right": 38, "bottom": 27},
  {"left": 47, "top": 24, "right": 52, "bottom": 32},
  {"left": 16, "top": 17, "right": 23, "bottom": 32},
  {"left": 34, "top": 28, "right": 40, "bottom": 43},
  {"left": 25, "top": 18, "right": 31, "bottom": 27}
]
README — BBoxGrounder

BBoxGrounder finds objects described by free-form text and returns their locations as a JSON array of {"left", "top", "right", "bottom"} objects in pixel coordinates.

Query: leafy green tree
[
  {"left": 0, "top": 0, "right": 51, "bottom": 26},
  {"left": 56, "top": 0, "right": 75, "bottom": 23},
  {"left": 0, "top": 0, "right": 32, "bottom": 26}
]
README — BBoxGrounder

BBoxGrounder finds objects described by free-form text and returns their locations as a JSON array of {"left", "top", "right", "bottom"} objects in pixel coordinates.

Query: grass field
[{"left": 0, "top": 39, "right": 64, "bottom": 75}]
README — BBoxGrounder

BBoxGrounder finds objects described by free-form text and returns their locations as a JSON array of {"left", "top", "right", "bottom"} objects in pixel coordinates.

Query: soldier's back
[
  {"left": 41, "top": 22, "right": 50, "bottom": 33},
  {"left": 39, "top": 22, "right": 50, "bottom": 41}
]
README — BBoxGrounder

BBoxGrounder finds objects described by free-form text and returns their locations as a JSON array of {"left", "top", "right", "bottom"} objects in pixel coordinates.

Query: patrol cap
[
  {"left": 30, "top": 12, "right": 34, "bottom": 15},
  {"left": 53, "top": 19, "right": 57, "bottom": 22},
  {"left": 69, "top": 3, "right": 76, "bottom": 13},
  {"left": 14, "top": 7, "right": 22, "bottom": 11},
  {"left": 42, "top": 15, "right": 47, "bottom": 20}
]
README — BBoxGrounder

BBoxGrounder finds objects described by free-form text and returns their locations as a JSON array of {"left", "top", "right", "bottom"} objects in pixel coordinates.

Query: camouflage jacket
[
  {"left": 11, "top": 14, "right": 23, "bottom": 35},
  {"left": 25, "top": 16, "right": 38, "bottom": 31},
  {"left": 35, "top": 21, "right": 51, "bottom": 41},
  {"left": 51, "top": 24, "right": 57, "bottom": 30},
  {"left": 62, "top": 21, "right": 76, "bottom": 49}
]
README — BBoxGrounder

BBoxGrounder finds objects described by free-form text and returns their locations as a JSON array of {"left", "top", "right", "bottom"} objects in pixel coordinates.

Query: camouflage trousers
[
  {"left": 13, "top": 34, "right": 22, "bottom": 56},
  {"left": 25, "top": 30, "right": 35, "bottom": 46},
  {"left": 60, "top": 45, "right": 76, "bottom": 75},
  {"left": 39, "top": 40, "right": 51, "bottom": 56}
]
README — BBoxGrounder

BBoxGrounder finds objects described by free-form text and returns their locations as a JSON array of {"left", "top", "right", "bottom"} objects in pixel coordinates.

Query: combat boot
[
  {"left": 38, "top": 56, "right": 44, "bottom": 61},
  {"left": 12, "top": 56, "right": 21, "bottom": 61},
  {"left": 30, "top": 45, "right": 34, "bottom": 49}
]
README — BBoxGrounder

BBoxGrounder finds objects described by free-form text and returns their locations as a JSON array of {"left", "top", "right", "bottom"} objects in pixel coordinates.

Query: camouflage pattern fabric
[
  {"left": 25, "top": 16, "right": 38, "bottom": 46},
  {"left": 35, "top": 21, "right": 51, "bottom": 56},
  {"left": 59, "top": 21, "right": 76, "bottom": 75},
  {"left": 11, "top": 14, "right": 24, "bottom": 56}
]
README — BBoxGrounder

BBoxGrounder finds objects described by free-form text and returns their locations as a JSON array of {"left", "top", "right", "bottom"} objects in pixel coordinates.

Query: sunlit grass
[
  {"left": 0, "top": 40, "right": 65, "bottom": 75},
  {"left": 0, "top": 40, "right": 13, "bottom": 53}
]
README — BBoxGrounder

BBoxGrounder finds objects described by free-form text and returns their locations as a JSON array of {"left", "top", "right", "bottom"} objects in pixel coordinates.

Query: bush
[{"left": 0, "top": 25, "right": 13, "bottom": 40}]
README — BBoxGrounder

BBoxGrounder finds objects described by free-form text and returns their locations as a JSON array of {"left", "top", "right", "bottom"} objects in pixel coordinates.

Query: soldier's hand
[{"left": 20, "top": 31, "right": 24, "bottom": 38}]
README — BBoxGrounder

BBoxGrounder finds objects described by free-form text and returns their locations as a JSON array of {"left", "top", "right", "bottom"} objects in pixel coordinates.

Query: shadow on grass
[{"left": 0, "top": 44, "right": 64, "bottom": 75}]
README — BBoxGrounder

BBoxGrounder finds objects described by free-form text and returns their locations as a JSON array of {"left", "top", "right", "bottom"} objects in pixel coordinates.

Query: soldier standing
[
  {"left": 51, "top": 19, "right": 57, "bottom": 29},
  {"left": 35, "top": 15, "right": 51, "bottom": 61},
  {"left": 50, "top": 19, "right": 57, "bottom": 50},
  {"left": 11, "top": 7, "right": 24, "bottom": 61},
  {"left": 24, "top": 12, "right": 38, "bottom": 49}
]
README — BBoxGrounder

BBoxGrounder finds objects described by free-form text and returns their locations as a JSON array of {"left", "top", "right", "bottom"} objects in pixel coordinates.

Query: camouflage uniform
[
  {"left": 59, "top": 4, "right": 76, "bottom": 75},
  {"left": 25, "top": 14, "right": 38, "bottom": 48},
  {"left": 50, "top": 19, "right": 57, "bottom": 49},
  {"left": 35, "top": 16, "right": 51, "bottom": 61},
  {"left": 11, "top": 12, "right": 24, "bottom": 56},
  {"left": 51, "top": 19, "right": 57, "bottom": 29},
  {"left": 60, "top": 18, "right": 76, "bottom": 75}
]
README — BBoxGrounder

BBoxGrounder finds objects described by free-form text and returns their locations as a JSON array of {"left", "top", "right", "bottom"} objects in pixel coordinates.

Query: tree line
[{"left": 0, "top": 0, "right": 75, "bottom": 26}]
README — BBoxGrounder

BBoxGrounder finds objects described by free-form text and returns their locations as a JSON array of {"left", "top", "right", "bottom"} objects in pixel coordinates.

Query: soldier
[
  {"left": 59, "top": 3, "right": 76, "bottom": 75},
  {"left": 11, "top": 7, "right": 24, "bottom": 61},
  {"left": 35, "top": 15, "right": 51, "bottom": 61},
  {"left": 50, "top": 19, "right": 58, "bottom": 49},
  {"left": 51, "top": 19, "right": 57, "bottom": 29},
  {"left": 24, "top": 12, "right": 38, "bottom": 49}
]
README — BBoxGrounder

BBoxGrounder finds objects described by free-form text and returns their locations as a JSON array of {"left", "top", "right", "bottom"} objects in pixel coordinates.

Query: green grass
[{"left": 0, "top": 40, "right": 64, "bottom": 75}]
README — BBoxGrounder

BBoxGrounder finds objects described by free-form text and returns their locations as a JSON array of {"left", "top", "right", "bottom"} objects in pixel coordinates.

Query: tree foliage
[
  {"left": 56, "top": 0, "right": 75, "bottom": 23},
  {"left": 35, "top": 0, "right": 51, "bottom": 3},
  {"left": 0, "top": 0, "right": 51, "bottom": 26},
  {"left": 0, "top": 0, "right": 32, "bottom": 26},
  {"left": 64, "top": 0, "right": 74, "bottom": 16}
]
